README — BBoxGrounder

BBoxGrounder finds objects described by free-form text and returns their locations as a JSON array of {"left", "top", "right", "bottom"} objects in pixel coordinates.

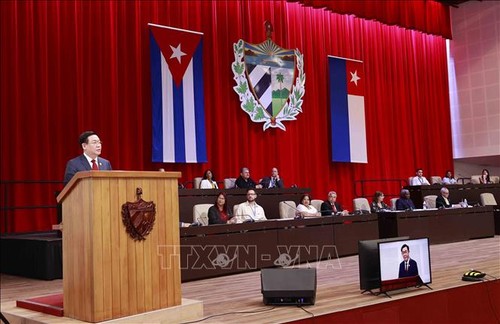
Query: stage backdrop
[{"left": 0, "top": 0, "right": 453, "bottom": 232}]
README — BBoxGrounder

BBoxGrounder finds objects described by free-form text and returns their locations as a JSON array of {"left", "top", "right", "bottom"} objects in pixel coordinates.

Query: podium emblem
[{"left": 121, "top": 188, "right": 156, "bottom": 241}]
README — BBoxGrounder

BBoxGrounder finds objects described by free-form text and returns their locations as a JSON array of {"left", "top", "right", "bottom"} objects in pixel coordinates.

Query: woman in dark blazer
[{"left": 208, "top": 192, "right": 232, "bottom": 224}]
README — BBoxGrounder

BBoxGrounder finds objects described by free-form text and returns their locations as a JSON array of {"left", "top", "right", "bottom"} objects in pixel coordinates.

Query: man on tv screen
[{"left": 398, "top": 244, "right": 419, "bottom": 278}]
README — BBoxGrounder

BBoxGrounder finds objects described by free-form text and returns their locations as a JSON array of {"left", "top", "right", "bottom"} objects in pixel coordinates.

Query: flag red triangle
[{"left": 149, "top": 24, "right": 203, "bottom": 86}]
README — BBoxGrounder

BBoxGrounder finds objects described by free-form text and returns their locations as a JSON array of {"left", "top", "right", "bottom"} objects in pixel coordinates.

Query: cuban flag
[
  {"left": 149, "top": 23, "right": 207, "bottom": 163},
  {"left": 328, "top": 56, "right": 367, "bottom": 163}
]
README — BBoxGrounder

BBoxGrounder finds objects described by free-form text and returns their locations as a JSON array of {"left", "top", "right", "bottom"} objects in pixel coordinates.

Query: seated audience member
[
  {"left": 200, "top": 169, "right": 218, "bottom": 189},
  {"left": 260, "top": 167, "right": 284, "bottom": 188},
  {"left": 320, "top": 191, "right": 348, "bottom": 216},
  {"left": 232, "top": 189, "right": 267, "bottom": 223},
  {"left": 296, "top": 194, "right": 320, "bottom": 218},
  {"left": 436, "top": 187, "right": 452, "bottom": 208},
  {"left": 370, "top": 191, "right": 390, "bottom": 212},
  {"left": 442, "top": 170, "right": 457, "bottom": 184},
  {"left": 235, "top": 167, "right": 262, "bottom": 189},
  {"left": 208, "top": 192, "right": 231, "bottom": 224},
  {"left": 480, "top": 169, "right": 492, "bottom": 184},
  {"left": 410, "top": 168, "right": 430, "bottom": 186},
  {"left": 396, "top": 189, "right": 416, "bottom": 210}
]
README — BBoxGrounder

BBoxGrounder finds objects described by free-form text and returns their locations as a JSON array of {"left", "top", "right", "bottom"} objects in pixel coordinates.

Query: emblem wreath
[{"left": 232, "top": 39, "right": 306, "bottom": 131}]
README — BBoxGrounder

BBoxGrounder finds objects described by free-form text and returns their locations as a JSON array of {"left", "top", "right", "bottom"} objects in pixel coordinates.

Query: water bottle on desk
[
  {"left": 464, "top": 198, "right": 468, "bottom": 207},
  {"left": 423, "top": 201, "right": 428, "bottom": 210}
]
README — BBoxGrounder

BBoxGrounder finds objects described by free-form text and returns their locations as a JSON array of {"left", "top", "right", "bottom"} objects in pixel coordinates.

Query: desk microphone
[{"left": 233, "top": 212, "right": 258, "bottom": 223}]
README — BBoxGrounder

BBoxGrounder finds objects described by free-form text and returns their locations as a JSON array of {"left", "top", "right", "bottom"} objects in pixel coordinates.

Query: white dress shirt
[
  {"left": 233, "top": 201, "right": 267, "bottom": 223},
  {"left": 411, "top": 176, "right": 430, "bottom": 186}
]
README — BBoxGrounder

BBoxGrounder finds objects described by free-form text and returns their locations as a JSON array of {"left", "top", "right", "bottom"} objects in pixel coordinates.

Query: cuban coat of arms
[{"left": 232, "top": 22, "right": 305, "bottom": 131}]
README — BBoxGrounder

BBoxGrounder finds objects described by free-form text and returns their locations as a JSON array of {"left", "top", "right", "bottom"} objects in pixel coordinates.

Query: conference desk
[
  {"left": 179, "top": 215, "right": 379, "bottom": 281},
  {"left": 406, "top": 183, "right": 500, "bottom": 209},
  {"left": 377, "top": 206, "right": 495, "bottom": 244},
  {"left": 178, "top": 187, "right": 309, "bottom": 223}
]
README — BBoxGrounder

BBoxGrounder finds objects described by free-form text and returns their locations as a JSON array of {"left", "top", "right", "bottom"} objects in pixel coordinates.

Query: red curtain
[
  {"left": 0, "top": 0, "right": 453, "bottom": 232},
  {"left": 288, "top": 0, "right": 452, "bottom": 39}
]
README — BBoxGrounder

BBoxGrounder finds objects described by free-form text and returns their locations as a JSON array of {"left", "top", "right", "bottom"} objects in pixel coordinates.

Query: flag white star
[
  {"left": 350, "top": 70, "right": 361, "bottom": 86},
  {"left": 169, "top": 44, "right": 186, "bottom": 63}
]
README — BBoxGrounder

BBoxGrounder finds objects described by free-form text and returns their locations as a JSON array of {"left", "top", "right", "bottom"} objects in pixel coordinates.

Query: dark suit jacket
[
  {"left": 398, "top": 258, "right": 419, "bottom": 278},
  {"left": 435, "top": 196, "right": 452, "bottom": 209},
  {"left": 235, "top": 176, "right": 257, "bottom": 189},
  {"left": 396, "top": 198, "right": 415, "bottom": 210},
  {"left": 260, "top": 177, "right": 284, "bottom": 189},
  {"left": 208, "top": 205, "right": 231, "bottom": 225},
  {"left": 64, "top": 154, "right": 112, "bottom": 185},
  {"left": 320, "top": 201, "right": 343, "bottom": 216}
]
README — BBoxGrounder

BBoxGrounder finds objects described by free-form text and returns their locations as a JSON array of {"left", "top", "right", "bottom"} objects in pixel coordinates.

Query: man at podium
[{"left": 63, "top": 131, "right": 112, "bottom": 185}]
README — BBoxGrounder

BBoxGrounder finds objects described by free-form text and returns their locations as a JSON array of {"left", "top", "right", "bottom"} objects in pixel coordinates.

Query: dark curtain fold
[{"left": 0, "top": 0, "right": 453, "bottom": 232}]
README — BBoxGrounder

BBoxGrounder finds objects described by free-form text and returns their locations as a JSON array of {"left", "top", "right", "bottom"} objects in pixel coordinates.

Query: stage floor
[{"left": 2, "top": 236, "right": 499, "bottom": 323}]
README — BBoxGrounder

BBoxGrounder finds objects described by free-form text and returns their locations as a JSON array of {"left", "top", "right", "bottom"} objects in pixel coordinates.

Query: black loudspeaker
[{"left": 261, "top": 268, "right": 317, "bottom": 305}]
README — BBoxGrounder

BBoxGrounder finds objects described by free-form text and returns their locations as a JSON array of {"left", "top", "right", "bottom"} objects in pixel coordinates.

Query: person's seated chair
[
  {"left": 430, "top": 176, "right": 442, "bottom": 185},
  {"left": 491, "top": 176, "right": 499, "bottom": 184},
  {"left": 192, "top": 204, "right": 212, "bottom": 226},
  {"left": 480, "top": 193, "right": 497, "bottom": 206},
  {"left": 279, "top": 201, "right": 296, "bottom": 219},
  {"left": 470, "top": 175, "right": 481, "bottom": 184},
  {"left": 353, "top": 198, "right": 371, "bottom": 214},
  {"left": 423, "top": 195, "right": 438, "bottom": 208},
  {"left": 390, "top": 197, "right": 398, "bottom": 210},
  {"left": 311, "top": 199, "right": 323, "bottom": 213},
  {"left": 193, "top": 177, "right": 202, "bottom": 189},
  {"left": 224, "top": 178, "right": 237, "bottom": 189}
]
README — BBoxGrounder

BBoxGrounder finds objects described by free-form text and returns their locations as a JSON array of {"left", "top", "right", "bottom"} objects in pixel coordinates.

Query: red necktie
[{"left": 91, "top": 159, "right": 99, "bottom": 170}]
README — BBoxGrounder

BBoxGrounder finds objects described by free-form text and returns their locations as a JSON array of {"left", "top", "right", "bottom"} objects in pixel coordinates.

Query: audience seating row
[
  {"left": 408, "top": 175, "right": 500, "bottom": 185},
  {"left": 423, "top": 192, "right": 497, "bottom": 209},
  {"left": 191, "top": 192, "right": 497, "bottom": 224}
]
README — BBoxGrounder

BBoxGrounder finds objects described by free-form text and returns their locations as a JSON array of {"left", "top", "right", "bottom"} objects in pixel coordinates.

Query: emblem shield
[
  {"left": 244, "top": 39, "right": 296, "bottom": 120},
  {"left": 121, "top": 188, "right": 156, "bottom": 241}
]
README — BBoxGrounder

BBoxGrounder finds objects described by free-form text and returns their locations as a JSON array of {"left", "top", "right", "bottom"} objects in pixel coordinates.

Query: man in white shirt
[
  {"left": 232, "top": 189, "right": 267, "bottom": 223},
  {"left": 410, "top": 168, "right": 430, "bottom": 186}
]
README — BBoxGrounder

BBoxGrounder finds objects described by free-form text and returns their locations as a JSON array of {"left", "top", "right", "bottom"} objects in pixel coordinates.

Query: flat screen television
[
  {"left": 358, "top": 236, "right": 409, "bottom": 292},
  {"left": 378, "top": 237, "right": 432, "bottom": 292}
]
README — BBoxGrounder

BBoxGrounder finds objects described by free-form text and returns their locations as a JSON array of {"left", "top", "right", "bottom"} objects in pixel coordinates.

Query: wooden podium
[{"left": 57, "top": 171, "right": 181, "bottom": 322}]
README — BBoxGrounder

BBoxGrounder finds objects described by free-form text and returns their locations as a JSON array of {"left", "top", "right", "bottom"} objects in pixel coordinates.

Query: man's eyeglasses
[{"left": 89, "top": 140, "right": 102, "bottom": 145}]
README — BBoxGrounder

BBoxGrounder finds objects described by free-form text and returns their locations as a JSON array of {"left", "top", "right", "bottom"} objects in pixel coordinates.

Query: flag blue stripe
[
  {"left": 192, "top": 40, "right": 207, "bottom": 162},
  {"left": 172, "top": 81, "right": 186, "bottom": 163},
  {"left": 150, "top": 32, "right": 164, "bottom": 162},
  {"left": 329, "top": 57, "right": 351, "bottom": 162}
]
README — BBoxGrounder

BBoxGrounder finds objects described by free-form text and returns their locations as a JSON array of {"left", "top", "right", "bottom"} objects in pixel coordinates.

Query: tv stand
[
  {"left": 361, "top": 289, "right": 378, "bottom": 296},
  {"left": 379, "top": 276, "right": 432, "bottom": 297}
]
